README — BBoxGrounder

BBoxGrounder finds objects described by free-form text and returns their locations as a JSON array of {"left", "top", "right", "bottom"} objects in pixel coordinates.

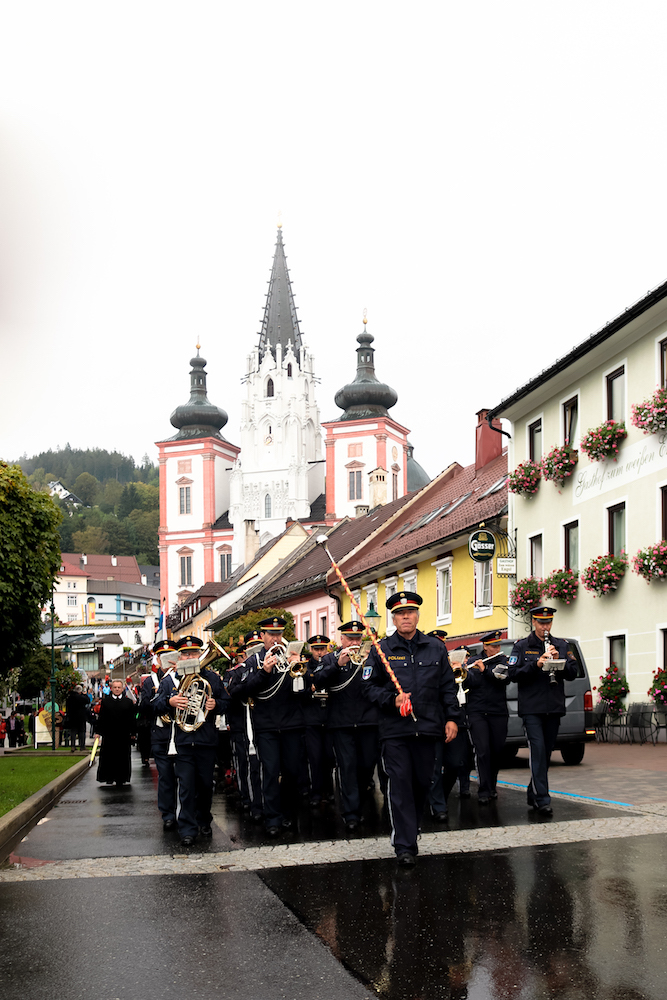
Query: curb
[{"left": 0, "top": 757, "right": 90, "bottom": 864}]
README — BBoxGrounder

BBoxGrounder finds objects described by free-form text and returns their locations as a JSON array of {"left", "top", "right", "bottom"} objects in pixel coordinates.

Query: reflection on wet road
[{"left": 261, "top": 835, "right": 667, "bottom": 1000}]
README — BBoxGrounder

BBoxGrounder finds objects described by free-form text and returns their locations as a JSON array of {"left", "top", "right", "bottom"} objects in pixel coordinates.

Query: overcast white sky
[{"left": 1, "top": 1, "right": 667, "bottom": 480}]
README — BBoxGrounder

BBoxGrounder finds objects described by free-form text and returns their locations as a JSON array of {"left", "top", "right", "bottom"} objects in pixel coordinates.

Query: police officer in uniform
[
  {"left": 141, "top": 639, "right": 179, "bottom": 830},
  {"left": 315, "top": 622, "right": 380, "bottom": 831},
  {"left": 224, "top": 629, "right": 263, "bottom": 820},
  {"left": 224, "top": 616, "right": 306, "bottom": 837},
  {"left": 362, "top": 592, "right": 459, "bottom": 866},
  {"left": 508, "top": 606, "right": 578, "bottom": 815},
  {"left": 466, "top": 630, "right": 510, "bottom": 804},
  {"left": 425, "top": 630, "right": 450, "bottom": 821},
  {"left": 152, "top": 635, "right": 226, "bottom": 846},
  {"left": 302, "top": 635, "right": 335, "bottom": 807}
]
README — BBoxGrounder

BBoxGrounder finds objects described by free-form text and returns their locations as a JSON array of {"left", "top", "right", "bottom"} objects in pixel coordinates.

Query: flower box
[
  {"left": 508, "top": 460, "right": 541, "bottom": 496},
  {"left": 541, "top": 567, "right": 579, "bottom": 604},
  {"left": 632, "top": 542, "right": 667, "bottom": 583},
  {"left": 594, "top": 662, "right": 628, "bottom": 718},
  {"left": 581, "top": 551, "right": 628, "bottom": 597},
  {"left": 510, "top": 577, "right": 542, "bottom": 618},
  {"left": 541, "top": 444, "right": 578, "bottom": 488},
  {"left": 648, "top": 667, "right": 667, "bottom": 709},
  {"left": 631, "top": 386, "right": 667, "bottom": 436},
  {"left": 579, "top": 420, "right": 627, "bottom": 462}
]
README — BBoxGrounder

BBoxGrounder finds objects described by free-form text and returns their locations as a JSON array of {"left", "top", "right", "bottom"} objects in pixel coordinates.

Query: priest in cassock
[{"left": 96, "top": 679, "right": 137, "bottom": 785}]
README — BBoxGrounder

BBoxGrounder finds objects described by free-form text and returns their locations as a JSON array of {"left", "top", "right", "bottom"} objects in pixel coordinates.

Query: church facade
[{"left": 157, "top": 226, "right": 429, "bottom": 612}]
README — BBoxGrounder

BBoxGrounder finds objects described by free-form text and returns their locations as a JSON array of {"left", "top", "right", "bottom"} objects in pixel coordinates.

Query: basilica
[{"left": 156, "top": 226, "right": 430, "bottom": 611}]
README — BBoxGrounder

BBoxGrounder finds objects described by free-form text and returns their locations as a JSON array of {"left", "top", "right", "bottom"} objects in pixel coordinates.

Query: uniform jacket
[
  {"left": 314, "top": 650, "right": 378, "bottom": 729},
  {"left": 465, "top": 654, "right": 510, "bottom": 715},
  {"left": 508, "top": 632, "right": 578, "bottom": 716},
  {"left": 152, "top": 667, "right": 225, "bottom": 747},
  {"left": 222, "top": 663, "right": 250, "bottom": 734},
  {"left": 66, "top": 690, "right": 90, "bottom": 727},
  {"left": 224, "top": 646, "right": 305, "bottom": 732},
  {"left": 361, "top": 629, "right": 460, "bottom": 739},
  {"left": 302, "top": 656, "right": 329, "bottom": 727},
  {"left": 140, "top": 670, "right": 171, "bottom": 744}
]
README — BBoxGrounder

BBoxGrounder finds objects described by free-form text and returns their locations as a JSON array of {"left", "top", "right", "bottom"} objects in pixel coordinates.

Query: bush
[
  {"left": 648, "top": 666, "right": 667, "bottom": 709},
  {"left": 508, "top": 460, "right": 541, "bottom": 496},
  {"left": 581, "top": 551, "right": 628, "bottom": 597},
  {"left": 541, "top": 567, "right": 579, "bottom": 604},
  {"left": 580, "top": 420, "right": 627, "bottom": 462},
  {"left": 632, "top": 541, "right": 667, "bottom": 583},
  {"left": 541, "top": 445, "right": 578, "bottom": 488},
  {"left": 631, "top": 386, "right": 667, "bottom": 436}
]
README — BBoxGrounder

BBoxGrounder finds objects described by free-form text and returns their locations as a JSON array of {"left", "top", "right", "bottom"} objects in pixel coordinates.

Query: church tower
[
  {"left": 156, "top": 347, "right": 240, "bottom": 611},
  {"left": 229, "top": 226, "right": 325, "bottom": 564}
]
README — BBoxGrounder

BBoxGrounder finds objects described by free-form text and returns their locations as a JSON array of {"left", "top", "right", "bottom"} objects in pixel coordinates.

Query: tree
[
  {"left": 0, "top": 462, "right": 62, "bottom": 678},
  {"left": 117, "top": 483, "right": 140, "bottom": 519},
  {"left": 215, "top": 608, "right": 296, "bottom": 649},
  {"left": 128, "top": 509, "right": 159, "bottom": 563},
  {"left": 16, "top": 646, "right": 60, "bottom": 700},
  {"left": 71, "top": 525, "right": 110, "bottom": 553},
  {"left": 73, "top": 472, "right": 100, "bottom": 506}
]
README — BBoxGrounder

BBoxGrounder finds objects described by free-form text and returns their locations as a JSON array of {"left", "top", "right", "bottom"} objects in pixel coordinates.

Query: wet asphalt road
[{"left": 1, "top": 751, "right": 667, "bottom": 999}]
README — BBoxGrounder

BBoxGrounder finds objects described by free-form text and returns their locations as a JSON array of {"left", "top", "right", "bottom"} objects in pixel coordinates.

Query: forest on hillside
[{"left": 18, "top": 447, "right": 160, "bottom": 565}]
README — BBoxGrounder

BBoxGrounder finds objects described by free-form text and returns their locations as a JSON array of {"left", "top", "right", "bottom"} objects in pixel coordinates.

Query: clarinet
[{"left": 544, "top": 630, "right": 557, "bottom": 685}]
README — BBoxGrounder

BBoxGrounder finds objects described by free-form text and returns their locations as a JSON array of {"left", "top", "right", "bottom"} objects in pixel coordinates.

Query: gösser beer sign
[{"left": 468, "top": 529, "right": 496, "bottom": 563}]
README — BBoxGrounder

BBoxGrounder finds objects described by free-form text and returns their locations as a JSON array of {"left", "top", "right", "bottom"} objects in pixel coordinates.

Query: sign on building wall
[
  {"left": 573, "top": 432, "right": 667, "bottom": 505},
  {"left": 468, "top": 529, "right": 496, "bottom": 562},
  {"left": 496, "top": 557, "right": 516, "bottom": 577}
]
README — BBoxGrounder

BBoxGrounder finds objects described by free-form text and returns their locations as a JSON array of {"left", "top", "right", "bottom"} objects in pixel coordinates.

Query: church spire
[
  {"left": 334, "top": 314, "right": 398, "bottom": 421},
  {"left": 258, "top": 226, "right": 303, "bottom": 361}
]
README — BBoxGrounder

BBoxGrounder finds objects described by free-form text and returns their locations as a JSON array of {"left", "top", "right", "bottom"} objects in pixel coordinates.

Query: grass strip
[{"left": 0, "top": 757, "right": 85, "bottom": 818}]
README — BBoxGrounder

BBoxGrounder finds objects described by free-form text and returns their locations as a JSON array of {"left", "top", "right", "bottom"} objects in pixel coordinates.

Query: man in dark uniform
[
  {"left": 152, "top": 635, "right": 225, "bottom": 846},
  {"left": 66, "top": 684, "right": 89, "bottom": 751},
  {"left": 466, "top": 630, "right": 510, "bottom": 804},
  {"left": 314, "top": 622, "right": 379, "bottom": 830},
  {"left": 302, "top": 634, "right": 335, "bottom": 808},
  {"left": 224, "top": 617, "right": 305, "bottom": 837},
  {"left": 362, "top": 592, "right": 459, "bottom": 866},
  {"left": 425, "top": 630, "right": 450, "bottom": 821},
  {"left": 141, "top": 639, "right": 178, "bottom": 830},
  {"left": 508, "top": 606, "right": 578, "bottom": 815},
  {"left": 224, "top": 629, "right": 263, "bottom": 821}
]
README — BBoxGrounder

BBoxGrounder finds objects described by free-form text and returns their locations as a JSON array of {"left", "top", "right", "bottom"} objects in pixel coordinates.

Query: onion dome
[
  {"left": 334, "top": 320, "right": 398, "bottom": 421},
  {"left": 168, "top": 348, "right": 228, "bottom": 440},
  {"left": 406, "top": 442, "right": 430, "bottom": 490}
]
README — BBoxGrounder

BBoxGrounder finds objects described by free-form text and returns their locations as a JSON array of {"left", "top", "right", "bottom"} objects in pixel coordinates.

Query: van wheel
[{"left": 560, "top": 743, "right": 585, "bottom": 765}]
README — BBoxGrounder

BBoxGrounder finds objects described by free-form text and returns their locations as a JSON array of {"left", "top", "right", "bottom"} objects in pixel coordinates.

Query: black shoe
[
  {"left": 199, "top": 825, "right": 213, "bottom": 837},
  {"left": 538, "top": 805, "right": 553, "bottom": 816},
  {"left": 281, "top": 818, "right": 295, "bottom": 831},
  {"left": 489, "top": 792, "right": 498, "bottom": 799},
  {"left": 163, "top": 819, "right": 176, "bottom": 832},
  {"left": 344, "top": 819, "right": 359, "bottom": 832},
  {"left": 266, "top": 825, "right": 281, "bottom": 837},
  {"left": 459, "top": 791, "right": 471, "bottom": 799},
  {"left": 397, "top": 853, "right": 416, "bottom": 868},
  {"left": 478, "top": 797, "right": 489, "bottom": 806},
  {"left": 251, "top": 812, "right": 263, "bottom": 823},
  {"left": 310, "top": 796, "right": 322, "bottom": 807},
  {"left": 431, "top": 811, "right": 448, "bottom": 822},
  {"left": 180, "top": 836, "right": 196, "bottom": 847}
]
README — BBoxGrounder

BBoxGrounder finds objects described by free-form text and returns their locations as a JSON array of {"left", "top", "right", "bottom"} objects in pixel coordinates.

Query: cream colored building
[{"left": 489, "top": 283, "right": 667, "bottom": 702}]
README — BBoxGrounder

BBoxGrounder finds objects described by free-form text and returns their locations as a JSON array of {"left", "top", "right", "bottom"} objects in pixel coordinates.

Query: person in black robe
[{"left": 96, "top": 680, "right": 137, "bottom": 785}]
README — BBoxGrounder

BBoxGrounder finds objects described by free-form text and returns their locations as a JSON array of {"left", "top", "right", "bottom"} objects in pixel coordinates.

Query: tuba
[
  {"left": 200, "top": 637, "right": 231, "bottom": 671},
  {"left": 174, "top": 658, "right": 212, "bottom": 732}
]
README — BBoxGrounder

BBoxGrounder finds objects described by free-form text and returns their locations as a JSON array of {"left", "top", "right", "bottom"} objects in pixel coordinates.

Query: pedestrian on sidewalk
[
  {"left": 66, "top": 684, "right": 89, "bottom": 751},
  {"left": 96, "top": 680, "right": 137, "bottom": 786}
]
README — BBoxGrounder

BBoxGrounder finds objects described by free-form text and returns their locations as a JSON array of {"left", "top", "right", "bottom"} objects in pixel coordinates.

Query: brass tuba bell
[{"left": 199, "top": 637, "right": 231, "bottom": 671}]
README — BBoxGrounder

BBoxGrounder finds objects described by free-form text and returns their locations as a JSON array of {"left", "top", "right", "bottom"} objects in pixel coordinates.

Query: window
[
  {"left": 264, "top": 494, "right": 272, "bottom": 518},
  {"left": 98, "top": 603, "right": 103, "bottom": 610},
  {"left": 660, "top": 338, "right": 667, "bottom": 389},
  {"left": 528, "top": 419, "right": 542, "bottom": 462},
  {"left": 67, "top": 581, "right": 71, "bottom": 589},
  {"left": 303, "top": 619, "right": 311, "bottom": 640},
  {"left": 180, "top": 556, "right": 192, "bottom": 587},
  {"left": 266, "top": 378, "right": 274, "bottom": 397},
  {"left": 564, "top": 521, "right": 579, "bottom": 572},
  {"left": 67, "top": 614, "right": 77, "bottom": 622},
  {"left": 606, "top": 366, "right": 625, "bottom": 422},
  {"left": 349, "top": 470, "right": 362, "bottom": 501},
  {"left": 433, "top": 559, "right": 452, "bottom": 624},
  {"left": 123, "top": 600, "right": 132, "bottom": 611},
  {"left": 73, "top": 582, "right": 77, "bottom": 590},
  {"left": 67, "top": 595, "right": 77, "bottom": 606},
  {"left": 662, "top": 485, "right": 667, "bottom": 540},
  {"left": 287, "top": 363, "right": 292, "bottom": 378},
  {"left": 347, "top": 443, "right": 362, "bottom": 458},
  {"left": 530, "top": 534, "right": 543, "bottom": 577},
  {"left": 563, "top": 396, "right": 578, "bottom": 446},
  {"left": 383, "top": 578, "right": 398, "bottom": 633},
  {"left": 320, "top": 615, "right": 327, "bottom": 634},
  {"left": 392, "top": 472, "right": 398, "bottom": 500},
  {"left": 220, "top": 552, "right": 232, "bottom": 580},
  {"left": 474, "top": 561, "right": 493, "bottom": 614},
  {"left": 179, "top": 486, "right": 191, "bottom": 514},
  {"left": 609, "top": 635, "right": 626, "bottom": 675},
  {"left": 351, "top": 590, "right": 361, "bottom": 622},
  {"left": 608, "top": 502, "right": 625, "bottom": 557}
]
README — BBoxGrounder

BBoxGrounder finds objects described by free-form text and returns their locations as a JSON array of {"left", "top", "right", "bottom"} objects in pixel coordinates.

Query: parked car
[{"left": 465, "top": 638, "right": 596, "bottom": 765}]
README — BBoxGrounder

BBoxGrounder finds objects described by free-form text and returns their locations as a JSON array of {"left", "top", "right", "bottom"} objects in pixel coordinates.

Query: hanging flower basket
[
  {"left": 632, "top": 541, "right": 667, "bottom": 583},
  {"left": 631, "top": 386, "right": 667, "bottom": 436},
  {"left": 541, "top": 444, "right": 578, "bottom": 488},
  {"left": 594, "top": 662, "right": 628, "bottom": 718},
  {"left": 541, "top": 567, "right": 579, "bottom": 604},
  {"left": 579, "top": 420, "right": 627, "bottom": 462},
  {"left": 648, "top": 666, "right": 667, "bottom": 709},
  {"left": 581, "top": 551, "right": 628, "bottom": 597},
  {"left": 510, "top": 577, "right": 542, "bottom": 618},
  {"left": 508, "top": 460, "right": 541, "bottom": 496}
]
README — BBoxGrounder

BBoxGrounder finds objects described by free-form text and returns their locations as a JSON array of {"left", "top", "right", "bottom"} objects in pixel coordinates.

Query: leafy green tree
[
  {"left": 73, "top": 472, "right": 100, "bottom": 506},
  {"left": 128, "top": 509, "right": 159, "bottom": 563},
  {"left": 99, "top": 479, "right": 124, "bottom": 514},
  {"left": 118, "top": 483, "right": 140, "bottom": 519},
  {"left": 71, "top": 525, "right": 111, "bottom": 553},
  {"left": 215, "top": 608, "right": 296, "bottom": 649},
  {"left": 133, "top": 482, "right": 159, "bottom": 511},
  {"left": 16, "top": 646, "right": 60, "bottom": 700},
  {"left": 0, "top": 463, "right": 63, "bottom": 678}
]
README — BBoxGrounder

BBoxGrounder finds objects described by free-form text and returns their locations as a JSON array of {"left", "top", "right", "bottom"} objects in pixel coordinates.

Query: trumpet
[
  {"left": 452, "top": 662, "right": 469, "bottom": 683},
  {"left": 268, "top": 640, "right": 305, "bottom": 672},
  {"left": 345, "top": 641, "right": 372, "bottom": 666}
]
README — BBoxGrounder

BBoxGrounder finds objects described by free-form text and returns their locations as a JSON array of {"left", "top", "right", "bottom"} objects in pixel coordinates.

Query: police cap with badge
[
  {"left": 308, "top": 634, "right": 330, "bottom": 648},
  {"left": 176, "top": 635, "right": 203, "bottom": 651},
  {"left": 153, "top": 639, "right": 177, "bottom": 655},
  {"left": 339, "top": 621, "right": 366, "bottom": 635},
  {"left": 257, "top": 616, "right": 287, "bottom": 633},
  {"left": 386, "top": 591, "right": 423, "bottom": 612},
  {"left": 428, "top": 629, "right": 448, "bottom": 641}
]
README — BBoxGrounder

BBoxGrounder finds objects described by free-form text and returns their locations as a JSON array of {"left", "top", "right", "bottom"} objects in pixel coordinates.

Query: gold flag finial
[
  {"left": 277, "top": 209, "right": 282, "bottom": 229},
  {"left": 363, "top": 307, "right": 368, "bottom": 325}
]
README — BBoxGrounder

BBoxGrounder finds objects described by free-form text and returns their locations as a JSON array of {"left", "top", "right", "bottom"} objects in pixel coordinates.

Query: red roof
[
  {"left": 59, "top": 560, "right": 89, "bottom": 578},
  {"left": 61, "top": 553, "right": 142, "bottom": 583},
  {"left": 334, "top": 450, "right": 508, "bottom": 581}
]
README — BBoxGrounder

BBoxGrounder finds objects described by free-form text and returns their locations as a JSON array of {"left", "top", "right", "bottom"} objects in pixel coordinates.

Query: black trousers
[
  {"left": 173, "top": 744, "right": 216, "bottom": 839},
  {"left": 304, "top": 724, "right": 335, "bottom": 802},
  {"left": 331, "top": 726, "right": 379, "bottom": 821},
  {"left": 442, "top": 728, "right": 473, "bottom": 797},
  {"left": 230, "top": 729, "right": 263, "bottom": 817},
  {"left": 427, "top": 739, "right": 448, "bottom": 814},
  {"left": 381, "top": 736, "right": 437, "bottom": 856},
  {"left": 255, "top": 728, "right": 304, "bottom": 827},
  {"left": 69, "top": 725, "right": 87, "bottom": 751},
  {"left": 522, "top": 713, "right": 562, "bottom": 807},
  {"left": 468, "top": 712, "right": 508, "bottom": 797},
  {"left": 153, "top": 740, "right": 177, "bottom": 822}
]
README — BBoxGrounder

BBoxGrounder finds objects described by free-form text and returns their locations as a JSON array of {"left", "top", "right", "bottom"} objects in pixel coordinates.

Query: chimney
[
  {"left": 111, "top": 555, "right": 117, "bottom": 567},
  {"left": 354, "top": 504, "right": 369, "bottom": 518},
  {"left": 368, "top": 468, "right": 388, "bottom": 509},
  {"left": 141, "top": 574, "right": 147, "bottom": 585},
  {"left": 475, "top": 409, "right": 503, "bottom": 472},
  {"left": 81, "top": 553, "right": 87, "bottom": 566},
  {"left": 244, "top": 520, "right": 260, "bottom": 566}
]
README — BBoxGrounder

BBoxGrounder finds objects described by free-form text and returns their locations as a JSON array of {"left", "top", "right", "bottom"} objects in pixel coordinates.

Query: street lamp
[
  {"left": 365, "top": 601, "right": 381, "bottom": 626},
  {"left": 50, "top": 589, "right": 57, "bottom": 752}
]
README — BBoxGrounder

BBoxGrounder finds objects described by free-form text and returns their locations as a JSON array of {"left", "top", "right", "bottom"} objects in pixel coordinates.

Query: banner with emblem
[{"left": 468, "top": 529, "right": 496, "bottom": 562}]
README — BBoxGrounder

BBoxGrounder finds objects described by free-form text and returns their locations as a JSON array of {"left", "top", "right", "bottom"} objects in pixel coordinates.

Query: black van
[{"left": 465, "top": 638, "right": 596, "bottom": 765}]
